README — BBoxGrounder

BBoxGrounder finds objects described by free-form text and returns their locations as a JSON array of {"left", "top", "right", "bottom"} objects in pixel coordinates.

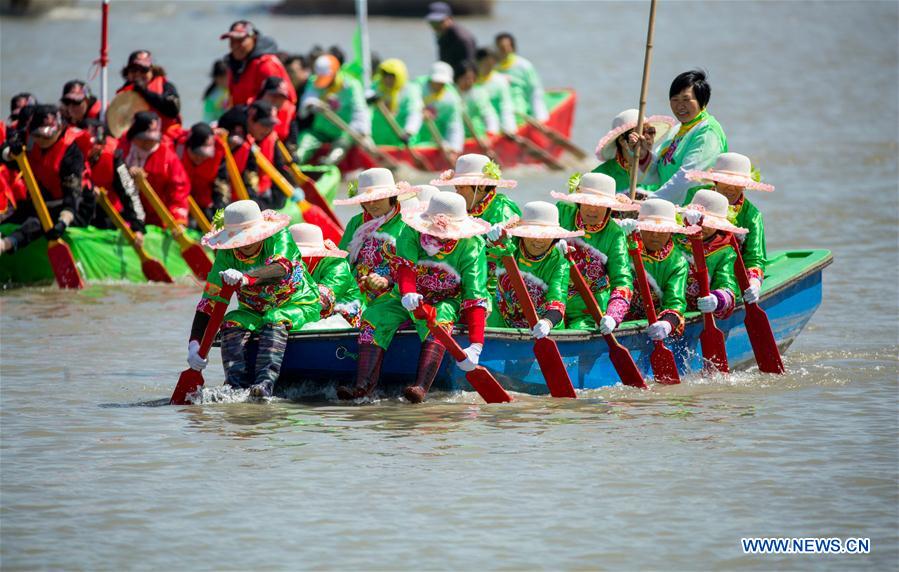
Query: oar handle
[
  {"left": 423, "top": 115, "right": 456, "bottom": 166},
  {"left": 413, "top": 304, "right": 467, "bottom": 361},
  {"left": 317, "top": 104, "right": 399, "bottom": 168},
  {"left": 252, "top": 144, "right": 296, "bottom": 200},
  {"left": 517, "top": 112, "right": 588, "bottom": 159},
  {"left": 96, "top": 187, "right": 136, "bottom": 243},
  {"left": 13, "top": 152, "right": 54, "bottom": 232},
  {"left": 275, "top": 139, "right": 344, "bottom": 229},
  {"left": 188, "top": 196, "right": 212, "bottom": 233},
  {"left": 688, "top": 235, "right": 712, "bottom": 298},
  {"left": 566, "top": 251, "right": 606, "bottom": 323},
  {"left": 628, "top": 236, "right": 660, "bottom": 324},
  {"left": 219, "top": 132, "right": 251, "bottom": 201},
  {"left": 275, "top": 139, "right": 311, "bottom": 184},
  {"left": 198, "top": 284, "right": 237, "bottom": 359},
  {"left": 504, "top": 132, "right": 564, "bottom": 170},
  {"left": 729, "top": 234, "right": 754, "bottom": 293},
  {"left": 501, "top": 255, "right": 540, "bottom": 327},
  {"left": 376, "top": 99, "right": 410, "bottom": 142},
  {"left": 135, "top": 173, "right": 192, "bottom": 249}
]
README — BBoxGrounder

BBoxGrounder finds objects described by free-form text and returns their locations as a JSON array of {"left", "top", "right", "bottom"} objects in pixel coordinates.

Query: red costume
[{"left": 119, "top": 138, "right": 190, "bottom": 226}]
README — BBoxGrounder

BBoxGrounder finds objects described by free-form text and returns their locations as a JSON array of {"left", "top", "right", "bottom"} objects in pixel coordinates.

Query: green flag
[{"left": 342, "top": 25, "right": 364, "bottom": 81}]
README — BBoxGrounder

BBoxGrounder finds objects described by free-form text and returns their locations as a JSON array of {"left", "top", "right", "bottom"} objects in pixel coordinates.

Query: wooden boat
[
  {"left": 0, "top": 165, "right": 341, "bottom": 286},
  {"left": 251, "top": 249, "right": 832, "bottom": 397},
  {"left": 337, "top": 88, "right": 577, "bottom": 172}
]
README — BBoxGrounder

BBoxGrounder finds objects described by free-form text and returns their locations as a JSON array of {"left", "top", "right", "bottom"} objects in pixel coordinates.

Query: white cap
[{"left": 429, "top": 61, "right": 454, "bottom": 84}]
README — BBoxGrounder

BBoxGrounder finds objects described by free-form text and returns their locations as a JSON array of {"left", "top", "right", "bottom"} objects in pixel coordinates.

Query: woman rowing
[
  {"left": 592, "top": 109, "right": 676, "bottom": 192},
  {"left": 117, "top": 50, "right": 183, "bottom": 140},
  {"left": 370, "top": 58, "right": 424, "bottom": 147}
]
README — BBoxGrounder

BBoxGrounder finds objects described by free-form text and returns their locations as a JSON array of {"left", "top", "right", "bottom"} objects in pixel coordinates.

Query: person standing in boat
[
  {"left": 677, "top": 189, "right": 746, "bottom": 319},
  {"left": 617, "top": 198, "right": 699, "bottom": 343},
  {"left": 492, "top": 201, "right": 582, "bottom": 336},
  {"left": 117, "top": 51, "right": 183, "bottom": 140},
  {"left": 455, "top": 60, "right": 500, "bottom": 140},
  {"left": 550, "top": 172, "right": 637, "bottom": 332},
  {"left": 290, "top": 223, "right": 365, "bottom": 327},
  {"left": 119, "top": 111, "right": 190, "bottom": 228},
  {"left": 685, "top": 152, "right": 775, "bottom": 305},
  {"left": 255, "top": 77, "right": 298, "bottom": 154},
  {"left": 475, "top": 48, "right": 517, "bottom": 135},
  {"left": 592, "top": 109, "right": 677, "bottom": 192},
  {"left": 370, "top": 58, "right": 424, "bottom": 148},
  {"left": 220, "top": 20, "right": 296, "bottom": 108},
  {"left": 296, "top": 54, "right": 370, "bottom": 165},
  {"left": 217, "top": 105, "right": 262, "bottom": 202},
  {"left": 188, "top": 200, "right": 320, "bottom": 398},
  {"left": 425, "top": 2, "right": 476, "bottom": 76},
  {"left": 335, "top": 168, "right": 413, "bottom": 305},
  {"left": 175, "top": 122, "right": 229, "bottom": 223},
  {"left": 494, "top": 32, "right": 548, "bottom": 122},
  {"left": 416, "top": 61, "right": 464, "bottom": 159},
  {"left": 338, "top": 191, "right": 490, "bottom": 403}
]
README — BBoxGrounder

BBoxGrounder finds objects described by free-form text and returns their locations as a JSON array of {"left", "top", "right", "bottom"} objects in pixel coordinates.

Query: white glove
[
  {"left": 743, "top": 278, "right": 761, "bottom": 304},
  {"left": 599, "top": 315, "right": 617, "bottom": 335},
  {"left": 697, "top": 294, "right": 719, "bottom": 313},
  {"left": 646, "top": 320, "right": 672, "bottom": 341},
  {"left": 187, "top": 340, "right": 207, "bottom": 371},
  {"left": 485, "top": 223, "right": 504, "bottom": 242},
  {"left": 616, "top": 218, "right": 639, "bottom": 235},
  {"left": 220, "top": 268, "right": 247, "bottom": 286},
  {"left": 683, "top": 208, "right": 703, "bottom": 226},
  {"left": 555, "top": 239, "right": 569, "bottom": 255},
  {"left": 457, "top": 343, "right": 483, "bottom": 372},
  {"left": 401, "top": 292, "right": 423, "bottom": 311},
  {"left": 531, "top": 318, "right": 553, "bottom": 339}
]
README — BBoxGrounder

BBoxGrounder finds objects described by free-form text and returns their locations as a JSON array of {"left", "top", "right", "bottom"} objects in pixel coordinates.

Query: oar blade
[
  {"left": 141, "top": 258, "right": 174, "bottom": 283},
  {"left": 605, "top": 336, "right": 648, "bottom": 389},
  {"left": 533, "top": 338, "right": 577, "bottom": 398},
  {"left": 171, "top": 368, "right": 204, "bottom": 405},
  {"left": 299, "top": 179, "right": 343, "bottom": 231},
  {"left": 181, "top": 244, "right": 212, "bottom": 280},
  {"left": 47, "top": 240, "right": 84, "bottom": 289},
  {"left": 465, "top": 367, "right": 513, "bottom": 403},
  {"left": 302, "top": 203, "right": 343, "bottom": 244},
  {"left": 699, "top": 325, "right": 729, "bottom": 373},
  {"left": 744, "top": 304, "right": 785, "bottom": 374},
  {"left": 650, "top": 342, "right": 681, "bottom": 385}
]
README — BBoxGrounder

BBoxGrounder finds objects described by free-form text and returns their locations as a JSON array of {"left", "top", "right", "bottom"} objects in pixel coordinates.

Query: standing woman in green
[{"left": 642, "top": 70, "right": 728, "bottom": 205}]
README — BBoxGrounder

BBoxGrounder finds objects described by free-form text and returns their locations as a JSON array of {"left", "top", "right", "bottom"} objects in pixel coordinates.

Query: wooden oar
[
  {"left": 275, "top": 139, "right": 343, "bottom": 230},
  {"left": 460, "top": 108, "right": 495, "bottom": 161},
  {"left": 314, "top": 103, "right": 400, "bottom": 169},
  {"left": 376, "top": 100, "right": 431, "bottom": 171},
  {"left": 413, "top": 304, "right": 512, "bottom": 404},
  {"left": 628, "top": 0, "right": 658, "bottom": 201},
  {"left": 96, "top": 187, "right": 173, "bottom": 283},
  {"left": 218, "top": 132, "right": 251, "bottom": 201},
  {"left": 566, "top": 252, "right": 647, "bottom": 389},
  {"left": 13, "top": 152, "right": 84, "bottom": 289},
  {"left": 730, "top": 234, "right": 784, "bottom": 374},
  {"left": 422, "top": 115, "right": 456, "bottom": 168},
  {"left": 170, "top": 284, "right": 236, "bottom": 405},
  {"left": 502, "top": 131, "right": 565, "bottom": 171},
  {"left": 134, "top": 173, "right": 211, "bottom": 280},
  {"left": 689, "top": 234, "right": 729, "bottom": 373},
  {"left": 501, "top": 255, "right": 576, "bottom": 398},
  {"left": 188, "top": 196, "right": 212, "bottom": 233},
  {"left": 627, "top": 235, "right": 680, "bottom": 384},
  {"left": 517, "top": 112, "right": 588, "bottom": 160}
]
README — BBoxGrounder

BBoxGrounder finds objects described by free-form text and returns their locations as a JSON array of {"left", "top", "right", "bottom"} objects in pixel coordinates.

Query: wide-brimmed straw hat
[
  {"left": 333, "top": 167, "right": 413, "bottom": 206},
  {"left": 402, "top": 191, "right": 491, "bottom": 240},
  {"left": 202, "top": 200, "right": 290, "bottom": 250},
  {"left": 594, "top": 108, "right": 677, "bottom": 161},
  {"left": 289, "top": 223, "right": 348, "bottom": 258},
  {"left": 685, "top": 152, "right": 775, "bottom": 192},
  {"left": 550, "top": 172, "right": 640, "bottom": 211},
  {"left": 400, "top": 184, "right": 440, "bottom": 213},
  {"left": 505, "top": 201, "right": 584, "bottom": 240},
  {"left": 633, "top": 198, "right": 699, "bottom": 235},
  {"left": 107, "top": 91, "right": 151, "bottom": 138},
  {"left": 430, "top": 153, "right": 517, "bottom": 188},
  {"left": 680, "top": 189, "right": 748, "bottom": 235}
]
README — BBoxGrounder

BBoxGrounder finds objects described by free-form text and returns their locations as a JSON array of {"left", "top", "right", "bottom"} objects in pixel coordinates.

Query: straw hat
[
  {"left": 402, "top": 191, "right": 491, "bottom": 240},
  {"left": 505, "top": 201, "right": 585, "bottom": 240},
  {"left": 430, "top": 153, "right": 517, "bottom": 188},
  {"left": 594, "top": 109, "right": 678, "bottom": 161},
  {"left": 550, "top": 172, "right": 640, "bottom": 211},
  {"left": 289, "top": 223, "right": 349, "bottom": 258},
  {"left": 685, "top": 152, "right": 775, "bottom": 192},
  {"left": 680, "top": 189, "right": 747, "bottom": 235},
  {"left": 107, "top": 91, "right": 150, "bottom": 138},
  {"left": 400, "top": 184, "right": 440, "bottom": 213},
  {"left": 333, "top": 168, "right": 413, "bottom": 206},
  {"left": 202, "top": 200, "right": 290, "bottom": 250},
  {"left": 633, "top": 198, "right": 699, "bottom": 235}
]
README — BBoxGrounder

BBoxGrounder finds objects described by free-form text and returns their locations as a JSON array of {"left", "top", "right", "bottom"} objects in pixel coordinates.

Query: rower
[
  {"left": 283, "top": 54, "right": 312, "bottom": 97},
  {"left": 246, "top": 100, "right": 288, "bottom": 210},
  {"left": 370, "top": 58, "right": 424, "bottom": 148},
  {"left": 0, "top": 105, "right": 94, "bottom": 255},
  {"left": 188, "top": 200, "right": 321, "bottom": 399},
  {"left": 455, "top": 60, "right": 500, "bottom": 139},
  {"left": 220, "top": 20, "right": 296, "bottom": 107},
  {"left": 416, "top": 61, "right": 464, "bottom": 158},
  {"left": 296, "top": 54, "right": 370, "bottom": 165},
  {"left": 494, "top": 32, "right": 548, "bottom": 122},
  {"left": 425, "top": 2, "right": 476, "bottom": 76},
  {"left": 216, "top": 105, "right": 262, "bottom": 202},
  {"left": 256, "top": 76, "right": 297, "bottom": 153},
  {"left": 119, "top": 111, "right": 190, "bottom": 228},
  {"left": 593, "top": 109, "right": 676, "bottom": 192},
  {"left": 176, "top": 122, "right": 229, "bottom": 222},
  {"left": 88, "top": 131, "right": 147, "bottom": 247},
  {"left": 474, "top": 48, "right": 517, "bottom": 134},
  {"left": 116, "top": 50, "right": 183, "bottom": 140},
  {"left": 59, "top": 80, "right": 100, "bottom": 131},
  {"left": 5, "top": 93, "right": 37, "bottom": 144},
  {"left": 202, "top": 59, "right": 230, "bottom": 123}
]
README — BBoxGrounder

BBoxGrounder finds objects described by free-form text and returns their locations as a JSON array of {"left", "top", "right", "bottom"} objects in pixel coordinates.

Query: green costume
[
  {"left": 202, "top": 228, "right": 322, "bottom": 332},
  {"left": 296, "top": 72, "right": 370, "bottom": 163},
  {"left": 370, "top": 82, "right": 424, "bottom": 146},
  {"left": 309, "top": 256, "right": 365, "bottom": 326},
  {"left": 476, "top": 71, "right": 516, "bottom": 133},
  {"left": 496, "top": 53, "right": 548, "bottom": 121},
  {"left": 468, "top": 189, "right": 522, "bottom": 314},
  {"left": 676, "top": 232, "right": 739, "bottom": 319},
  {"left": 625, "top": 237, "right": 689, "bottom": 336},
  {"left": 492, "top": 238, "right": 569, "bottom": 329},
  {"left": 556, "top": 202, "right": 634, "bottom": 329},
  {"left": 461, "top": 84, "right": 500, "bottom": 137},
  {"left": 338, "top": 206, "right": 410, "bottom": 303},
  {"left": 591, "top": 159, "right": 631, "bottom": 193},
  {"left": 415, "top": 77, "right": 464, "bottom": 151},
  {"left": 360, "top": 232, "right": 489, "bottom": 350}
]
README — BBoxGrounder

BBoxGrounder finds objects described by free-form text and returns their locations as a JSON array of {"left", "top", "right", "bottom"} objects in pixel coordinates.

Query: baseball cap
[
  {"left": 248, "top": 100, "right": 278, "bottom": 127},
  {"left": 127, "top": 51, "right": 153, "bottom": 70},
  {"left": 220, "top": 20, "right": 257, "bottom": 40},
  {"left": 429, "top": 61, "right": 454, "bottom": 84},
  {"left": 127, "top": 111, "right": 162, "bottom": 142},
  {"left": 260, "top": 76, "right": 290, "bottom": 99},
  {"left": 186, "top": 122, "right": 216, "bottom": 159},
  {"left": 61, "top": 80, "right": 90, "bottom": 103},
  {"left": 426, "top": 2, "right": 452, "bottom": 22},
  {"left": 313, "top": 55, "right": 340, "bottom": 89}
]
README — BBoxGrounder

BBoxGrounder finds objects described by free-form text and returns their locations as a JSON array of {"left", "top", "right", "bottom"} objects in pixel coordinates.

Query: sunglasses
[
  {"left": 61, "top": 98, "right": 84, "bottom": 106},
  {"left": 129, "top": 65, "right": 151, "bottom": 73}
]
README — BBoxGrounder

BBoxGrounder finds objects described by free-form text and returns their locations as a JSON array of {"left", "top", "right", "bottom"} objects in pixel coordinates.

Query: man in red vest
[
  {"left": 221, "top": 21, "right": 296, "bottom": 107},
  {"left": 117, "top": 51, "right": 183, "bottom": 139},
  {"left": 176, "top": 122, "right": 229, "bottom": 221}
]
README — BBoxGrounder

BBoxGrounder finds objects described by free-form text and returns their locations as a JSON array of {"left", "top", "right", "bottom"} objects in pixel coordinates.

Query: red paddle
[
  {"left": 730, "top": 234, "right": 784, "bottom": 374},
  {"left": 501, "top": 255, "right": 576, "bottom": 398},
  {"left": 170, "top": 284, "right": 236, "bottom": 405},
  {"left": 413, "top": 304, "right": 512, "bottom": 404},
  {"left": 689, "top": 235, "right": 729, "bottom": 373},
  {"left": 628, "top": 236, "right": 681, "bottom": 384},
  {"left": 566, "top": 252, "right": 647, "bottom": 389}
]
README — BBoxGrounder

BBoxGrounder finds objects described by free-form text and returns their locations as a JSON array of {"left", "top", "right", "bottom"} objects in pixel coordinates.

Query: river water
[{"left": 1, "top": 1, "right": 897, "bottom": 570}]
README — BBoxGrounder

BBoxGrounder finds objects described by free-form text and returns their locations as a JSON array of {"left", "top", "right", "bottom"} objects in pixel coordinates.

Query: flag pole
[
  {"left": 99, "top": 0, "right": 110, "bottom": 123},
  {"left": 356, "top": 0, "right": 371, "bottom": 93}
]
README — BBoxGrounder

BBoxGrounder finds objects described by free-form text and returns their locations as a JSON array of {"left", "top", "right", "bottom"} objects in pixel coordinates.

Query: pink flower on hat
[
  {"left": 439, "top": 169, "right": 454, "bottom": 181},
  {"left": 431, "top": 213, "right": 452, "bottom": 231}
]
